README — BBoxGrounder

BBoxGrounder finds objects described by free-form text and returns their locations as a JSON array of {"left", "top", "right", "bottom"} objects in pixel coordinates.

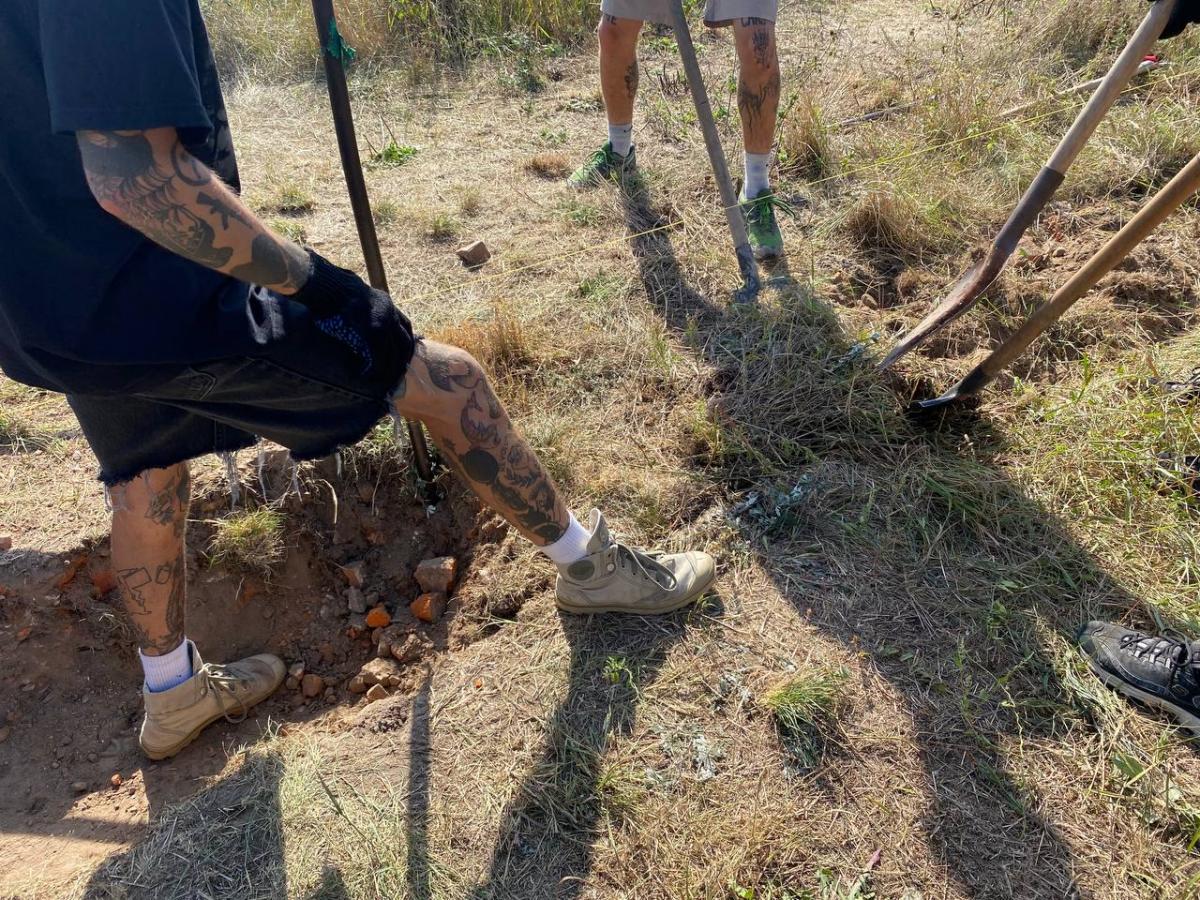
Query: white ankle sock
[
  {"left": 608, "top": 123, "right": 633, "bottom": 158},
  {"left": 141, "top": 639, "right": 193, "bottom": 693},
  {"left": 744, "top": 151, "right": 772, "bottom": 197},
  {"left": 540, "top": 513, "right": 592, "bottom": 565}
]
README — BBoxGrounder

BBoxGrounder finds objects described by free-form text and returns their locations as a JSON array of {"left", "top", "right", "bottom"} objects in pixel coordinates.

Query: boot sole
[
  {"left": 555, "top": 567, "right": 716, "bottom": 616},
  {"left": 140, "top": 684, "right": 282, "bottom": 760},
  {"left": 1083, "top": 655, "right": 1200, "bottom": 737}
]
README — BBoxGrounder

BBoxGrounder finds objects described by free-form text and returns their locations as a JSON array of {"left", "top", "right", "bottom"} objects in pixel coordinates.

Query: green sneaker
[
  {"left": 567, "top": 142, "right": 637, "bottom": 190},
  {"left": 742, "top": 188, "right": 790, "bottom": 261}
]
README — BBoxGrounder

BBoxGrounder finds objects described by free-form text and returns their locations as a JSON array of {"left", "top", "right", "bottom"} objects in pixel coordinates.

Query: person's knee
[
  {"left": 735, "top": 21, "right": 778, "bottom": 77},
  {"left": 598, "top": 15, "right": 641, "bottom": 53},
  {"left": 110, "top": 463, "right": 190, "bottom": 529},
  {"left": 392, "top": 340, "right": 494, "bottom": 426}
]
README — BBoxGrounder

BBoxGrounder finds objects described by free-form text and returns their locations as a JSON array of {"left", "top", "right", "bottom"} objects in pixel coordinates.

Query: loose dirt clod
[
  {"left": 340, "top": 561, "right": 365, "bottom": 588},
  {"left": 110, "top": 773, "right": 122, "bottom": 789},
  {"left": 346, "top": 586, "right": 367, "bottom": 614},
  {"left": 365, "top": 684, "right": 388, "bottom": 703},
  {"left": 300, "top": 674, "right": 324, "bottom": 699},
  {"left": 410, "top": 592, "right": 447, "bottom": 623},
  {"left": 390, "top": 633, "right": 427, "bottom": 664},
  {"left": 456, "top": 240, "right": 491, "bottom": 268},
  {"left": 365, "top": 606, "right": 391, "bottom": 628},
  {"left": 71, "top": 781, "right": 87, "bottom": 794},
  {"left": 415, "top": 556, "right": 458, "bottom": 594},
  {"left": 0, "top": 535, "right": 12, "bottom": 552}
]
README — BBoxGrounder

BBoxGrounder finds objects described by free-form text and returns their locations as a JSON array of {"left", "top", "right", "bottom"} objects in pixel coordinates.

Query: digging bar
[
  {"left": 911, "top": 149, "right": 1200, "bottom": 415},
  {"left": 668, "top": 0, "right": 761, "bottom": 303},
  {"left": 879, "top": 0, "right": 1177, "bottom": 371},
  {"left": 310, "top": 0, "right": 435, "bottom": 488}
]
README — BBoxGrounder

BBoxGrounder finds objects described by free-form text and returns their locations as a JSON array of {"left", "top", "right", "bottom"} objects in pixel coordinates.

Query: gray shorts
[{"left": 600, "top": 0, "right": 777, "bottom": 26}]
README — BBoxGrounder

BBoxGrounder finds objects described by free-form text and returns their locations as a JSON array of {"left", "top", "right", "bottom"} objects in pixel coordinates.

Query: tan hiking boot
[
  {"left": 555, "top": 510, "right": 716, "bottom": 615},
  {"left": 139, "top": 642, "right": 285, "bottom": 760}
]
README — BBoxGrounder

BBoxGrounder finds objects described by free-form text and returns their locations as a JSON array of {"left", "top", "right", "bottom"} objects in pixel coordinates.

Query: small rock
[
  {"left": 71, "top": 781, "right": 88, "bottom": 793},
  {"left": 345, "top": 614, "right": 368, "bottom": 640},
  {"left": 347, "top": 675, "right": 368, "bottom": 694},
  {"left": 110, "top": 773, "right": 122, "bottom": 789},
  {"left": 285, "top": 676, "right": 300, "bottom": 691},
  {"left": 365, "top": 606, "right": 391, "bottom": 629},
  {"left": 0, "top": 725, "right": 10, "bottom": 743},
  {"left": 410, "top": 592, "right": 447, "bottom": 624},
  {"left": 0, "top": 535, "right": 11, "bottom": 552},
  {"left": 288, "top": 662, "right": 306, "bottom": 681},
  {"left": 341, "top": 561, "right": 366, "bottom": 589},
  {"left": 346, "top": 586, "right": 367, "bottom": 614},
  {"left": 365, "top": 684, "right": 389, "bottom": 703},
  {"left": 323, "top": 687, "right": 336, "bottom": 702},
  {"left": 318, "top": 642, "right": 336, "bottom": 664},
  {"left": 391, "top": 633, "right": 427, "bottom": 664},
  {"left": 415, "top": 557, "right": 458, "bottom": 595},
  {"left": 456, "top": 240, "right": 491, "bottom": 268},
  {"left": 357, "top": 657, "right": 403, "bottom": 688},
  {"left": 301, "top": 674, "right": 325, "bottom": 699},
  {"left": 376, "top": 640, "right": 392, "bottom": 659}
]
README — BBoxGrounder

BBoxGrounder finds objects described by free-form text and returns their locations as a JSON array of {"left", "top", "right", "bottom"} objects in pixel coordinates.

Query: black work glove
[
  {"left": 289, "top": 249, "right": 378, "bottom": 318},
  {"left": 1153, "top": 0, "right": 1200, "bottom": 39}
]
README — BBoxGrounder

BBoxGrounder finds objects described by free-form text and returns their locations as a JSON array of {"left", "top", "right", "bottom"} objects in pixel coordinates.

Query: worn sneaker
[
  {"left": 567, "top": 142, "right": 637, "bottom": 190},
  {"left": 1076, "top": 621, "right": 1200, "bottom": 735},
  {"left": 742, "top": 188, "right": 789, "bottom": 261},
  {"left": 555, "top": 509, "right": 716, "bottom": 615},
  {"left": 139, "top": 642, "right": 285, "bottom": 760}
]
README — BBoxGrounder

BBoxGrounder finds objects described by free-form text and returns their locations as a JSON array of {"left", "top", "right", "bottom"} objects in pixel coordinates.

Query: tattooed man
[
  {"left": 0, "top": 0, "right": 714, "bottom": 760},
  {"left": 566, "top": 0, "right": 786, "bottom": 260}
]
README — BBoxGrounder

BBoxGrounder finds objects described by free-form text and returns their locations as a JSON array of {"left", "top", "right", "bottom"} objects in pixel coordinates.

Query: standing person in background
[{"left": 566, "top": 0, "right": 787, "bottom": 261}]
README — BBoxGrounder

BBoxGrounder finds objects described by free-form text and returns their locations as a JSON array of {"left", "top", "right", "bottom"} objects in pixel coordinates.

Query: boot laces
[
  {"left": 614, "top": 541, "right": 677, "bottom": 591},
  {"left": 199, "top": 662, "right": 252, "bottom": 724},
  {"left": 746, "top": 192, "right": 797, "bottom": 225},
  {"left": 1119, "top": 630, "right": 1190, "bottom": 670}
]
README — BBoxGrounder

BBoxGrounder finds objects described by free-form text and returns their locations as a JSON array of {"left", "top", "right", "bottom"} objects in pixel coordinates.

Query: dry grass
[
  {"left": 206, "top": 507, "right": 287, "bottom": 577},
  {"left": 15, "top": 0, "right": 1200, "bottom": 897}
]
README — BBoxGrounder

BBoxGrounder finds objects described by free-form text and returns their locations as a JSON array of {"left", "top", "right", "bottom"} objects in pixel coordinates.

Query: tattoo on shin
[
  {"left": 142, "top": 467, "right": 190, "bottom": 534},
  {"left": 117, "top": 552, "right": 186, "bottom": 655},
  {"left": 738, "top": 68, "right": 780, "bottom": 128},
  {"left": 750, "top": 26, "right": 773, "bottom": 69},
  {"left": 624, "top": 60, "right": 639, "bottom": 100},
  {"left": 425, "top": 351, "right": 566, "bottom": 542}
]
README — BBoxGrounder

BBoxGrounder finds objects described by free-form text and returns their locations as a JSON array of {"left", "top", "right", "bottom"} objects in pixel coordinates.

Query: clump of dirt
[{"left": 0, "top": 448, "right": 534, "bottom": 888}]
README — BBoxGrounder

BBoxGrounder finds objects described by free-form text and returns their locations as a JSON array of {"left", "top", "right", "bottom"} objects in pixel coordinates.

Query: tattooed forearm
[{"left": 77, "top": 127, "right": 309, "bottom": 294}]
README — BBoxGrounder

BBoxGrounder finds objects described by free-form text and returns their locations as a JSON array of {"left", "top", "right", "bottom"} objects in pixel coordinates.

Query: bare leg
[
  {"left": 392, "top": 342, "right": 569, "bottom": 546},
  {"left": 599, "top": 15, "right": 643, "bottom": 127},
  {"left": 109, "top": 464, "right": 190, "bottom": 655},
  {"left": 733, "top": 17, "right": 780, "bottom": 154}
]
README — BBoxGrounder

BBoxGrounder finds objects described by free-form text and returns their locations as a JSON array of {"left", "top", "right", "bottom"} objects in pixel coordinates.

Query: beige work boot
[
  {"left": 139, "top": 641, "right": 285, "bottom": 760},
  {"left": 555, "top": 510, "right": 716, "bottom": 615}
]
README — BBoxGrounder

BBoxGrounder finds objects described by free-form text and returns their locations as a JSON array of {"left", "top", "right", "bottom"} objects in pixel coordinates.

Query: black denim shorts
[{"left": 67, "top": 289, "right": 418, "bottom": 485}]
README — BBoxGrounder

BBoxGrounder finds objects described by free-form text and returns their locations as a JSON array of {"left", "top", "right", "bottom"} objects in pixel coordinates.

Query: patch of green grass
[
  {"left": 268, "top": 218, "right": 307, "bottom": 243},
  {"left": 559, "top": 199, "right": 602, "bottom": 228},
  {"left": 369, "top": 141, "right": 418, "bottom": 169},
  {"left": 577, "top": 273, "right": 625, "bottom": 305},
  {"left": 274, "top": 183, "right": 315, "bottom": 215},
  {"left": 427, "top": 211, "right": 460, "bottom": 242},
  {"left": 538, "top": 127, "right": 568, "bottom": 146},
  {"left": 208, "top": 507, "right": 285, "bottom": 577},
  {"left": 762, "top": 668, "right": 848, "bottom": 767},
  {"left": 372, "top": 199, "right": 400, "bottom": 227}
]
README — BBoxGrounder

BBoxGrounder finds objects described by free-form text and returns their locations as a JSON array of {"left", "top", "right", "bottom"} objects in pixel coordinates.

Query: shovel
[
  {"left": 310, "top": 0, "right": 435, "bottom": 489},
  {"left": 668, "top": 0, "right": 761, "bottom": 303},
  {"left": 911, "top": 149, "right": 1200, "bottom": 415},
  {"left": 879, "top": 0, "right": 1177, "bottom": 371}
]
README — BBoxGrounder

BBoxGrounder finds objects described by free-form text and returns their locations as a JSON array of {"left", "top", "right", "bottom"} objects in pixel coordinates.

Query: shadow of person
[
  {"left": 467, "top": 596, "right": 722, "bottom": 899},
  {"left": 82, "top": 749, "right": 291, "bottom": 899},
  {"left": 602, "top": 183, "right": 1128, "bottom": 897}
]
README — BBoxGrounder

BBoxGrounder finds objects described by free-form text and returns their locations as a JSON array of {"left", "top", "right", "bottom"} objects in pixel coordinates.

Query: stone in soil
[
  {"left": 0, "top": 535, "right": 11, "bottom": 552},
  {"left": 391, "top": 633, "right": 429, "bottom": 664},
  {"left": 345, "top": 614, "right": 368, "bottom": 640},
  {"left": 340, "top": 561, "right": 366, "bottom": 589},
  {"left": 365, "top": 606, "right": 392, "bottom": 629},
  {"left": 415, "top": 556, "right": 458, "bottom": 595},
  {"left": 356, "top": 657, "right": 404, "bottom": 689},
  {"left": 456, "top": 240, "right": 491, "bottom": 268},
  {"left": 301, "top": 674, "right": 325, "bottom": 699},
  {"left": 346, "top": 586, "right": 367, "bottom": 614},
  {"left": 365, "top": 684, "right": 389, "bottom": 703},
  {"left": 71, "top": 781, "right": 88, "bottom": 793},
  {"left": 410, "top": 592, "right": 447, "bottom": 624}
]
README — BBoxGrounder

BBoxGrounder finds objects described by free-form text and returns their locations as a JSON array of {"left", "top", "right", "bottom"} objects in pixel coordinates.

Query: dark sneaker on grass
[
  {"left": 567, "top": 142, "right": 637, "bottom": 190},
  {"left": 742, "top": 188, "right": 788, "bottom": 261},
  {"left": 1076, "top": 620, "right": 1200, "bottom": 735},
  {"left": 1151, "top": 366, "right": 1200, "bottom": 400}
]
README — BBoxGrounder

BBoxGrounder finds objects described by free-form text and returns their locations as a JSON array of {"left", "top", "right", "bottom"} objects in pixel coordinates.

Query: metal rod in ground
[
  {"left": 310, "top": 0, "right": 434, "bottom": 486},
  {"left": 912, "top": 150, "right": 1200, "bottom": 414},
  {"left": 880, "top": 0, "right": 1176, "bottom": 371},
  {"left": 668, "top": 0, "right": 760, "bottom": 303}
]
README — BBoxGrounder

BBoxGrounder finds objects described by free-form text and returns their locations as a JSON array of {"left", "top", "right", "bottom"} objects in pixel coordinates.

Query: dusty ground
[{"left": 4, "top": 0, "right": 1200, "bottom": 896}]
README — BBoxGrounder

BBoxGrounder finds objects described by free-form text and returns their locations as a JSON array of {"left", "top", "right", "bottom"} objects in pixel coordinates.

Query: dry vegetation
[{"left": 7, "top": 0, "right": 1200, "bottom": 896}]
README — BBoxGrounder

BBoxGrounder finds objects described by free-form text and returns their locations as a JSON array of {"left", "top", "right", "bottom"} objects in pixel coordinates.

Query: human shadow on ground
[{"left": 467, "top": 598, "right": 725, "bottom": 899}]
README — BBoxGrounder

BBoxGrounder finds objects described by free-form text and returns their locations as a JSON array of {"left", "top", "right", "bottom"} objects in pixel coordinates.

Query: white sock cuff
[
  {"left": 540, "top": 513, "right": 592, "bottom": 566},
  {"left": 744, "top": 151, "right": 772, "bottom": 196},
  {"left": 608, "top": 122, "right": 634, "bottom": 157},
  {"left": 140, "top": 638, "right": 193, "bottom": 693}
]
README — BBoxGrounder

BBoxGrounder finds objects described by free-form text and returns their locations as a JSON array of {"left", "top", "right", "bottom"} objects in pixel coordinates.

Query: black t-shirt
[{"left": 0, "top": 0, "right": 276, "bottom": 395}]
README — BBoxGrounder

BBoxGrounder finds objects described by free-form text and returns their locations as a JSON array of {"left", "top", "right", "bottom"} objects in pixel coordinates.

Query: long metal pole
[
  {"left": 913, "top": 151, "right": 1200, "bottom": 413},
  {"left": 668, "top": 0, "right": 760, "bottom": 303},
  {"left": 311, "top": 0, "right": 434, "bottom": 485}
]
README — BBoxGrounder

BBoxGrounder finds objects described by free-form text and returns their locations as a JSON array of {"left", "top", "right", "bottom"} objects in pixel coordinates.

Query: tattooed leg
[
  {"left": 110, "top": 464, "right": 190, "bottom": 655},
  {"left": 598, "top": 14, "right": 643, "bottom": 126},
  {"left": 392, "top": 342, "right": 569, "bottom": 545},
  {"left": 733, "top": 18, "right": 780, "bottom": 154}
]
